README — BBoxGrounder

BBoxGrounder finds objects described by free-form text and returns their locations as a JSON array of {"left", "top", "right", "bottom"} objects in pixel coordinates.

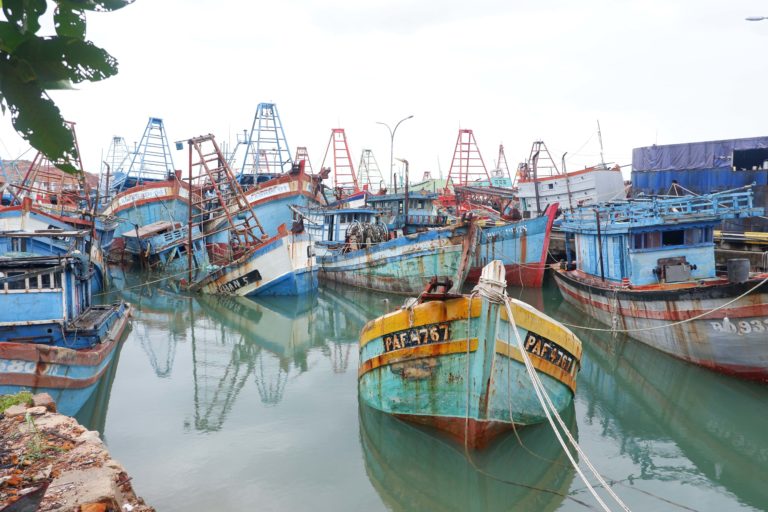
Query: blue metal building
[{"left": 631, "top": 136, "right": 768, "bottom": 232}]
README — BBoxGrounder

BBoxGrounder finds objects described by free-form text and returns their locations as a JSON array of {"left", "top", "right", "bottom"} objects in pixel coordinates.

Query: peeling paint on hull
[
  {"left": 467, "top": 203, "right": 559, "bottom": 288},
  {"left": 318, "top": 223, "right": 479, "bottom": 295},
  {"left": 554, "top": 269, "right": 768, "bottom": 382}
]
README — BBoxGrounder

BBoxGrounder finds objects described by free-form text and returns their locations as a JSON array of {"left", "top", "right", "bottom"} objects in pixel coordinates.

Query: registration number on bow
[{"left": 383, "top": 323, "right": 450, "bottom": 352}]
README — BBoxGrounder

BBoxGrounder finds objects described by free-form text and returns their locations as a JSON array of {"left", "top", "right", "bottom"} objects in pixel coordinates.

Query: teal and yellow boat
[{"left": 358, "top": 260, "right": 582, "bottom": 448}]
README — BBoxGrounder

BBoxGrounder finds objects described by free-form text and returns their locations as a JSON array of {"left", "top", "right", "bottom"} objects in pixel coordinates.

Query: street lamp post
[{"left": 376, "top": 115, "right": 413, "bottom": 191}]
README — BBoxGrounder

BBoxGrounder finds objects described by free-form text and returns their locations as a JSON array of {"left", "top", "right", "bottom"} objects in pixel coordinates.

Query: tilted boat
[
  {"left": 121, "top": 220, "right": 209, "bottom": 274},
  {"left": 185, "top": 134, "right": 318, "bottom": 297},
  {"left": 0, "top": 230, "right": 131, "bottom": 416},
  {"left": 553, "top": 187, "right": 768, "bottom": 382},
  {"left": 358, "top": 260, "right": 582, "bottom": 448},
  {"left": 101, "top": 117, "right": 198, "bottom": 241}
]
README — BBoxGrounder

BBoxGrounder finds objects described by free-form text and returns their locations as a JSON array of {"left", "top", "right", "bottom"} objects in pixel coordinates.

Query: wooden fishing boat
[
  {"left": 101, "top": 118, "right": 199, "bottom": 240},
  {"left": 191, "top": 227, "right": 317, "bottom": 296},
  {"left": 358, "top": 260, "right": 582, "bottom": 448},
  {"left": 553, "top": 187, "right": 768, "bottom": 382},
  {"left": 121, "top": 220, "right": 209, "bottom": 273},
  {"left": 185, "top": 134, "right": 318, "bottom": 297},
  {"left": 0, "top": 231, "right": 131, "bottom": 416},
  {"left": 0, "top": 200, "right": 110, "bottom": 292},
  {"left": 467, "top": 202, "right": 560, "bottom": 288},
  {"left": 312, "top": 207, "right": 479, "bottom": 295}
]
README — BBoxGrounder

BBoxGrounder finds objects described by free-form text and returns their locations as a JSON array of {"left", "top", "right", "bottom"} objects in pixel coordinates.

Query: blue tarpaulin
[{"left": 632, "top": 136, "right": 768, "bottom": 172}]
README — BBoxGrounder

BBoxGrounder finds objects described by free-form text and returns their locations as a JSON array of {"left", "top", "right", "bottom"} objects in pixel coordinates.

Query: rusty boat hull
[
  {"left": 0, "top": 302, "right": 132, "bottom": 416},
  {"left": 358, "top": 262, "right": 582, "bottom": 448},
  {"left": 318, "top": 222, "right": 479, "bottom": 296},
  {"left": 554, "top": 269, "right": 768, "bottom": 382}
]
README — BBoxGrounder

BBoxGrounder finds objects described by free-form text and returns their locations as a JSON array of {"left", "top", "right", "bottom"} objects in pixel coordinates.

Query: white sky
[{"left": 1, "top": 0, "right": 766, "bottom": 183}]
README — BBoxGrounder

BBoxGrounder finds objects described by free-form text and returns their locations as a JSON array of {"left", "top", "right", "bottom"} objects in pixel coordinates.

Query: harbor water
[{"left": 78, "top": 269, "right": 768, "bottom": 511}]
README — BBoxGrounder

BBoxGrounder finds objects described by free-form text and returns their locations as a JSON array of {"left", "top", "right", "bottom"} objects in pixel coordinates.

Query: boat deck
[{"left": 69, "top": 306, "right": 116, "bottom": 330}]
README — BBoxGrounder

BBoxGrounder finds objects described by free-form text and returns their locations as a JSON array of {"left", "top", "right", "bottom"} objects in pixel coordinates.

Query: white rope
[
  {"left": 560, "top": 273, "right": 768, "bottom": 333},
  {"left": 473, "top": 280, "right": 631, "bottom": 511}
]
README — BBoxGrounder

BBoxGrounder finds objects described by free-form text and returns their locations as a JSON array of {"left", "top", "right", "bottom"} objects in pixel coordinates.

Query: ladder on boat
[{"left": 186, "top": 134, "right": 266, "bottom": 249}]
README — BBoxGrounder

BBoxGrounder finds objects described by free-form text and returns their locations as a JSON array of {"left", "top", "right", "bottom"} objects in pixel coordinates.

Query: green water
[{"left": 80, "top": 270, "right": 768, "bottom": 511}]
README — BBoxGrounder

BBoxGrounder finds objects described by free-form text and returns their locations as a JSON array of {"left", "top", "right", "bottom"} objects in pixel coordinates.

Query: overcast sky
[{"left": 1, "top": 0, "right": 766, "bottom": 184}]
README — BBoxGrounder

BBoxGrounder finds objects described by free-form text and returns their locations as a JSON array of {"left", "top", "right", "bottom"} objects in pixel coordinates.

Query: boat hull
[
  {"left": 318, "top": 223, "right": 478, "bottom": 296},
  {"left": 243, "top": 172, "right": 325, "bottom": 237},
  {"left": 467, "top": 203, "right": 559, "bottom": 288},
  {"left": 102, "top": 180, "right": 196, "bottom": 238},
  {"left": 553, "top": 269, "right": 768, "bottom": 382},
  {"left": 358, "top": 292, "right": 581, "bottom": 448},
  {"left": 192, "top": 232, "right": 318, "bottom": 296},
  {"left": 0, "top": 302, "right": 132, "bottom": 416}
]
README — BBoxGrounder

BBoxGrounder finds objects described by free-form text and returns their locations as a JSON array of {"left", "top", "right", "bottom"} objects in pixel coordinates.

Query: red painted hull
[{"left": 394, "top": 413, "right": 516, "bottom": 450}]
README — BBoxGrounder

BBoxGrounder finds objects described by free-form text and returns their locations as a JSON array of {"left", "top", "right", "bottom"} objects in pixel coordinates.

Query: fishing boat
[
  {"left": 358, "top": 260, "right": 582, "bottom": 448},
  {"left": 553, "top": 187, "right": 768, "bottom": 382},
  {"left": 101, "top": 117, "right": 198, "bottom": 241},
  {"left": 0, "top": 230, "right": 132, "bottom": 416},
  {"left": 364, "top": 182, "right": 559, "bottom": 288},
  {"left": 0, "top": 198, "right": 110, "bottom": 293},
  {"left": 308, "top": 205, "right": 479, "bottom": 295},
  {"left": 468, "top": 202, "right": 560, "bottom": 288},
  {"left": 228, "top": 103, "right": 328, "bottom": 237},
  {"left": 185, "top": 134, "right": 318, "bottom": 297},
  {"left": 516, "top": 140, "right": 626, "bottom": 217},
  {"left": 121, "top": 220, "right": 209, "bottom": 273}
]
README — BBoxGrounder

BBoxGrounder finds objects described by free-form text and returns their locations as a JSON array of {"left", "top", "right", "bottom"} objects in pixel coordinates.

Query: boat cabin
[
  {"left": 366, "top": 191, "right": 447, "bottom": 232},
  {"left": 0, "top": 231, "right": 95, "bottom": 344},
  {"left": 560, "top": 190, "right": 762, "bottom": 286}
]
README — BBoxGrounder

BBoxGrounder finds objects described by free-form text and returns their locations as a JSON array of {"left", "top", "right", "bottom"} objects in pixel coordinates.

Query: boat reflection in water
[
  {"left": 188, "top": 285, "right": 395, "bottom": 432},
  {"left": 359, "top": 402, "right": 578, "bottom": 512},
  {"left": 558, "top": 300, "right": 768, "bottom": 509},
  {"left": 110, "top": 268, "right": 194, "bottom": 378}
]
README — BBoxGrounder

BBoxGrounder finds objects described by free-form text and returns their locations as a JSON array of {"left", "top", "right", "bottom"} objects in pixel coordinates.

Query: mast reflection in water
[{"left": 91, "top": 272, "right": 768, "bottom": 511}]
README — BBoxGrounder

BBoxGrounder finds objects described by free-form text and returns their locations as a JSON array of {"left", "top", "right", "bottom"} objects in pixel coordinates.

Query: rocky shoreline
[{"left": 0, "top": 393, "right": 153, "bottom": 512}]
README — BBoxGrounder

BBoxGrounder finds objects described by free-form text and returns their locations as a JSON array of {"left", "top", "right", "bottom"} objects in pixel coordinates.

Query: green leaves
[
  {"left": 0, "top": 0, "right": 133, "bottom": 173},
  {"left": 54, "top": 5, "right": 85, "bottom": 38}
]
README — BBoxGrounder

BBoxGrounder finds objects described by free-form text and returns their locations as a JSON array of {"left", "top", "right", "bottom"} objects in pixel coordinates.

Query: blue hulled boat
[
  {"left": 304, "top": 206, "right": 479, "bottom": 295},
  {"left": 0, "top": 230, "right": 131, "bottom": 416},
  {"left": 185, "top": 134, "right": 318, "bottom": 297},
  {"left": 553, "top": 187, "right": 768, "bottom": 382}
]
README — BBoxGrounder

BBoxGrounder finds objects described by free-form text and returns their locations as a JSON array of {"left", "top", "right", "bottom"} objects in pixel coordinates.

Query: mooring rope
[
  {"left": 472, "top": 274, "right": 632, "bottom": 512},
  {"left": 459, "top": 291, "right": 595, "bottom": 509}
]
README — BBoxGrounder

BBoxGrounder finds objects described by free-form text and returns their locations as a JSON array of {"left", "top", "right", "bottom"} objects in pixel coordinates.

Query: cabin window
[
  {"left": 632, "top": 232, "right": 661, "bottom": 249},
  {"left": 661, "top": 230, "right": 684, "bottom": 247},
  {"left": 41, "top": 273, "right": 52, "bottom": 288},
  {"left": 547, "top": 183, "right": 554, "bottom": 190},
  {"left": 684, "top": 228, "right": 703, "bottom": 245},
  {"left": 10, "top": 238, "right": 26, "bottom": 252},
  {"left": 7, "top": 271, "right": 26, "bottom": 290}
]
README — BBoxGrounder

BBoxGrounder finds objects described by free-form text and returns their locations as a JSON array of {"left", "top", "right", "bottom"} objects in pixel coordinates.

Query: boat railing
[{"left": 561, "top": 188, "right": 761, "bottom": 228}]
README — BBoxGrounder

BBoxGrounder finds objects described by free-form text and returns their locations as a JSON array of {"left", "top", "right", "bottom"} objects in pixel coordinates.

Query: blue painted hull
[
  {"left": 193, "top": 232, "right": 318, "bottom": 297},
  {"left": 0, "top": 302, "right": 132, "bottom": 416},
  {"left": 318, "top": 223, "right": 479, "bottom": 295},
  {"left": 468, "top": 203, "right": 558, "bottom": 287}
]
